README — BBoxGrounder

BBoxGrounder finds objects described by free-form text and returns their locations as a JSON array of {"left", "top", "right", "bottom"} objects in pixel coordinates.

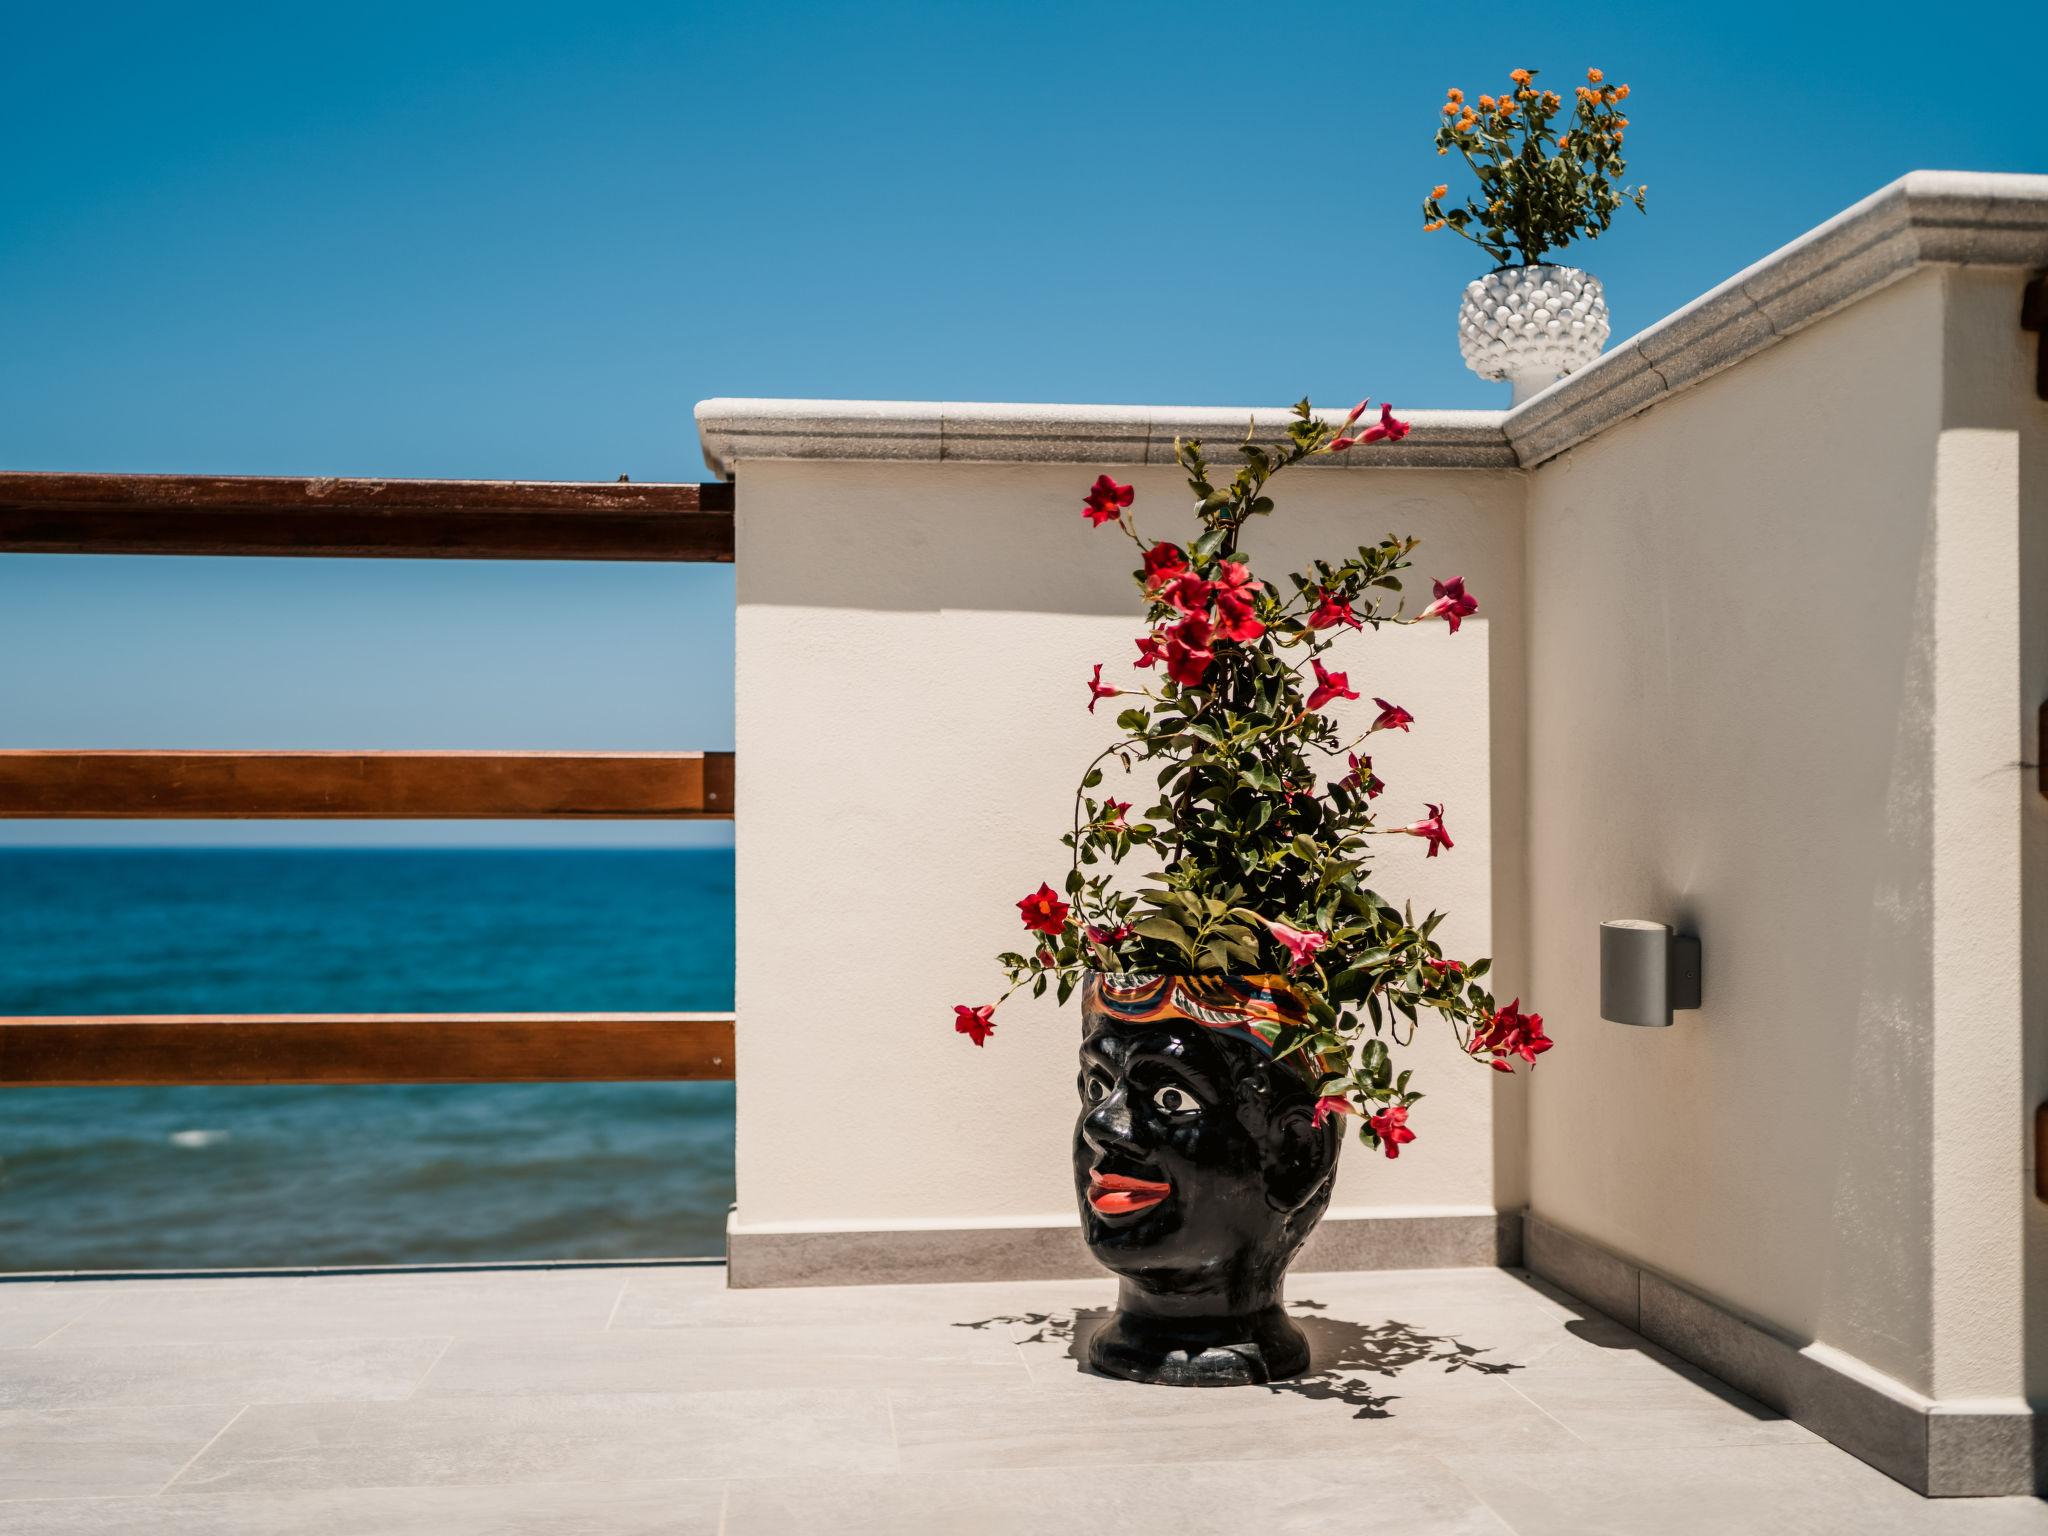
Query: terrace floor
[{"left": 0, "top": 1262, "right": 2043, "bottom": 1534}]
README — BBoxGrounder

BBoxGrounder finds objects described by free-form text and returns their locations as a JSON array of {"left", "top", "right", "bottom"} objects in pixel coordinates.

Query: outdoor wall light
[{"left": 1600, "top": 920, "right": 1702, "bottom": 1029}]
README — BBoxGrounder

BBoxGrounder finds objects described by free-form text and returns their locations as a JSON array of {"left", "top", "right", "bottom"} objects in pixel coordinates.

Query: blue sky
[{"left": 2, "top": 0, "right": 2037, "bottom": 844}]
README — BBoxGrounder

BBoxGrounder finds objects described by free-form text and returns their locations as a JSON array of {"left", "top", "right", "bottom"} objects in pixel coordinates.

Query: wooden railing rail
[
  {"left": 0, "top": 472, "right": 734, "bottom": 561},
  {"left": 3, "top": 471, "right": 741, "bottom": 1087},
  {"left": 0, "top": 751, "right": 734, "bottom": 820},
  {"left": 0, "top": 1014, "right": 735, "bottom": 1086}
]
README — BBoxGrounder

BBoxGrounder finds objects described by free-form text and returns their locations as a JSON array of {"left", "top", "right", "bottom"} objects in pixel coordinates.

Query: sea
[{"left": 0, "top": 848, "right": 735, "bottom": 1273}]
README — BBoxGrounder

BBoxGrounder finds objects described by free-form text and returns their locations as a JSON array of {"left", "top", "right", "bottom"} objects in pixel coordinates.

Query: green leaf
[
  {"left": 1131, "top": 915, "right": 1193, "bottom": 947},
  {"left": 1271, "top": 1022, "right": 1314, "bottom": 1061}
]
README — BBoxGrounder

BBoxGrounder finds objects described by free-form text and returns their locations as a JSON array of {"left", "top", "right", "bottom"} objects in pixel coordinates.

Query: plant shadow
[{"left": 956, "top": 1298, "right": 1522, "bottom": 1419}]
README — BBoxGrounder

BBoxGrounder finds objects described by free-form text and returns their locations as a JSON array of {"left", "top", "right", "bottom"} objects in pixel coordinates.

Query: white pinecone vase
[{"left": 1458, "top": 264, "right": 1610, "bottom": 406}]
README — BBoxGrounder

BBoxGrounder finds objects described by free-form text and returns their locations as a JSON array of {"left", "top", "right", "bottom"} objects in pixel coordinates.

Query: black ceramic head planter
[{"left": 1075, "top": 973, "right": 1341, "bottom": 1386}]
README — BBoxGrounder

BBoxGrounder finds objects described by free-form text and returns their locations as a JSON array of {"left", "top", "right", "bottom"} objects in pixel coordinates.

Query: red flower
[
  {"left": 1359, "top": 404, "right": 1411, "bottom": 444},
  {"left": 1418, "top": 576, "right": 1478, "bottom": 634},
  {"left": 1017, "top": 883, "right": 1070, "bottom": 934},
  {"left": 1083, "top": 475, "right": 1134, "bottom": 527},
  {"left": 1307, "top": 659, "right": 1359, "bottom": 712},
  {"left": 1334, "top": 752, "right": 1384, "bottom": 799},
  {"left": 1086, "top": 663, "right": 1121, "bottom": 714},
  {"left": 1210, "top": 561, "right": 1265, "bottom": 642},
  {"left": 1328, "top": 401, "right": 1372, "bottom": 453},
  {"left": 1164, "top": 634, "right": 1214, "bottom": 687},
  {"left": 953, "top": 1004, "right": 996, "bottom": 1047},
  {"left": 1368, "top": 1103, "right": 1417, "bottom": 1157},
  {"left": 1165, "top": 573, "right": 1214, "bottom": 618},
  {"left": 1164, "top": 613, "right": 1216, "bottom": 687},
  {"left": 1425, "top": 957, "right": 1465, "bottom": 982},
  {"left": 1141, "top": 543, "right": 1189, "bottom": 591},
  {"left": 1085, "top": 921, "right": 1134, "bottom": 944},
  {"left": 1308, "top": 588, "right": 1363, "bottom": 630},
  {"left": 1266, "top": 918, "right": 1329, "bottom": 970},
  {"left": 1371, "top": 698, "right": 1414, "bottom": 733},
  {"left": 1398, "top": 803, "right": 1453, "bottom": 857},
  {"left": 1470, "top": 999, "right": 1552, "bottom": 1072},
  {"left": 1311, "top": 1095, "right": 1355, "bottom": 1129},
  {"left": 1099, "top": 798, "right": 1130, "bottom": 830},
  {"left": 1133, "top": 632, "right": 1166, "bottom": 669}
]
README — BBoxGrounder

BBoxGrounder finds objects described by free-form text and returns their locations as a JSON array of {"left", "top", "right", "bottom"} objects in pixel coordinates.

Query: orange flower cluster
[
  {"left": 1423, "top": 64, "right": 1647, "bottom": 264},
  {"left": 1441, "top": 84, "right": 1479, "bottom": 134}
]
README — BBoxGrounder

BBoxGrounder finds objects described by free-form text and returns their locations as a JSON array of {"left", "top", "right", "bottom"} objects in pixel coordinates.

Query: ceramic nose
[{"left": 1082, "top": 1086, "right": 1140, "bottom": 1158}]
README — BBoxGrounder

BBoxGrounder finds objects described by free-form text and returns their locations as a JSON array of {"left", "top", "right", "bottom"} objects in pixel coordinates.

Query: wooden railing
[
  {"left": 1, "top": 472, "right": 737, "bottom": 1087},
  {"left": 0, "top": 472, "right": 734, "bottom": 560},
  {"left": 0, "top": 751, "right": 733, "bottom": 819}
]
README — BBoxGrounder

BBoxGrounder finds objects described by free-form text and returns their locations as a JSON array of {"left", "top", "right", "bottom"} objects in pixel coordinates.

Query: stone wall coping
[{"left": 696, "top": 171, "right": 2048, "bottom": 479}]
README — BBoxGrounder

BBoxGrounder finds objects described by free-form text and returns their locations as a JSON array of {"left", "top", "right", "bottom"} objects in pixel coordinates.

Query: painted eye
[{"left": 1151, "top": 1084, "right": 1198, "bottom": 1115}]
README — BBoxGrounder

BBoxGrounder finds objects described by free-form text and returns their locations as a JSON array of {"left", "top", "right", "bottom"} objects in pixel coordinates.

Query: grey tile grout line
[
  {"left": 1428, "top": 1450, "right": 1548, "bottom": 1536},
  {"left": 1012, "top": 1325, "right": 1041, "bottom": 1386},
  {"left": 154, "top": 1402, "right": 248, "bottom": 1495},
  {"left": 403, "top": 1335, "right": 459, "bottom": 1401},
  {"left": 23, "top": 1296, "right": 109, "bottom": 1350},
  {"left": 1498, "top": 1376, "right": 1595, "bottom": 1449}
]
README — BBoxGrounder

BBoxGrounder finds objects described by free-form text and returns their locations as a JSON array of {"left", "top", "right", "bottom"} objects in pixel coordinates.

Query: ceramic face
[{"left": 1073, "top": 975, "right": 1339, "bottom": 1294}]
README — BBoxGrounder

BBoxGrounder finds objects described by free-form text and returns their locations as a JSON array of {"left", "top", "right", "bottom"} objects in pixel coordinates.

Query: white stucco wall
[
  {"left": 1522, "top": 268, "right": 2044, "bottom": 1400},
  {"left": 732, "top": 460, "right": 1530, "bottom": 1237},
  {"left": 712, "top": 177, "right": 2048, "bottom": 1420}
]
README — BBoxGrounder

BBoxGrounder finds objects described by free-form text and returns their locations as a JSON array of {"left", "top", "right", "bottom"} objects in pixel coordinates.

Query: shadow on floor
[{"left": 956, "top": 1298, "right": 1523, "bottom": 1418}]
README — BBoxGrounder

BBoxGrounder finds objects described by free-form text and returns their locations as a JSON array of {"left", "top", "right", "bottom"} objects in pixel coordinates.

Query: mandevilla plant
[
  {"left": 953, "top": 399, "right": 1551, "bottom": 1158},
  {"left": 1422, "top": 66, "right": 1645, "bottom": 267}
]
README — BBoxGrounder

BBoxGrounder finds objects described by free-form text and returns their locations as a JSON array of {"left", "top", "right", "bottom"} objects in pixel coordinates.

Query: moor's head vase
[{"left": 1074, "top": 973, "right": 1341, "bottom": 1386}]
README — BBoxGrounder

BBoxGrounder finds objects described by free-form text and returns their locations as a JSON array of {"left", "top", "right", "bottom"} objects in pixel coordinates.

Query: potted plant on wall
[
  {"left": 952, "top": 402, "right": 1550, "bottom": 1387},
  {"left": 1423, "top": 67, "right": 1646, "bottom": 405}
]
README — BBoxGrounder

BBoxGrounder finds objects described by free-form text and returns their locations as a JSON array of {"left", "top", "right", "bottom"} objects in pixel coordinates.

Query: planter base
[{"left": 1088, "top": 1303, "right": 1311, "bottom": 1387}]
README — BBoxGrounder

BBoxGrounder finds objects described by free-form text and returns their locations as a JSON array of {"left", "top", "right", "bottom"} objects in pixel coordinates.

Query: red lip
[{"left": 1088, "top": 1170, "right": 1171, "bottom": 1215}]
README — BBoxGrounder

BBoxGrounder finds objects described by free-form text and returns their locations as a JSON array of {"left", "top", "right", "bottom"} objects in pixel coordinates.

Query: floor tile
[
  {"left": 170, "top": 1388, "right": 895, "bottom": 1492},
  {"left": 1443, "top": 1443, "right": 2048, "bottom": 1535},
  {"left": 0, "top": 1338, "right": 449, "bottom": 1410},
  {"left": 0, "top": 1481, "right": 724, "bottom": 1535},
  {"left": 1505, "top": 1370, "right": 1819, "bottom": 1449},
  {"left": 0, "top": 1262, "right": 2033, "bottom": 1531},
  {"left": 45, "top": 1273, "right": 625, "bottom": 1347},
  {"left": 613, "top": 1272, "right": 1114, "bottom": 1332},
  {"left": 422, "top": 1322, "right": 1024, "bottom": 1396},
  {"left": 888, "top": 1371, "right": 1555, "bottom": 1470},
  {"left": 0, "top": 1297, "right": 105, "bottom": 1351},
  {"left": 724, "top": 1457, "right": 1512, "bottom": 1536},
  {"left": 0, "top": 1407, "right": 240, "bottom": 1501}
]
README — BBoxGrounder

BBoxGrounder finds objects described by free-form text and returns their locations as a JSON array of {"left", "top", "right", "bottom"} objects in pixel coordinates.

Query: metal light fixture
[{"left": 1599, "top": 920, "right": 1702, "bottom": 1029}]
